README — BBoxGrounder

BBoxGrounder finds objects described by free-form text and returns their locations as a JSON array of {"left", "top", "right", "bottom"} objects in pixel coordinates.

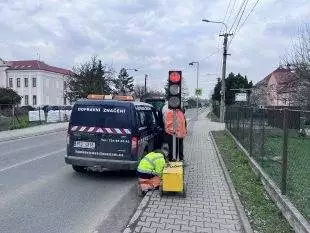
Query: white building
[{"left": 0, "top": 59, "right": 72, "bottom": 106}]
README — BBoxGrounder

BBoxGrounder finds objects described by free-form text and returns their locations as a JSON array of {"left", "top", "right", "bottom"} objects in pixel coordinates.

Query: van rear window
[{"left": 70, "top": 105, "right": 130, "bottom": 128}]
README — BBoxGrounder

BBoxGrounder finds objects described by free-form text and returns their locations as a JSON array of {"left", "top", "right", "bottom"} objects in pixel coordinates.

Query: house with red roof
[
  {"left": 0, "top": 58, "right": 73, "bottom": 106},
  {"left": 251, "top": 66, "right": 310, "bottom": 107}
]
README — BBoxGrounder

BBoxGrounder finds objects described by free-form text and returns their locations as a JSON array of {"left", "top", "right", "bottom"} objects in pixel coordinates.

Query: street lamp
[
  {"left": 202, "top": 19, "right": 228, "bottom": 33},
  {"left": 189, "top": 61, "right": 199, "bottom": 119},
  {"left": 202, "top": 18, "right": 232, "bottom": 123},
  {"left": 125, "top": 68, "right": 139, "bottom": 72}
]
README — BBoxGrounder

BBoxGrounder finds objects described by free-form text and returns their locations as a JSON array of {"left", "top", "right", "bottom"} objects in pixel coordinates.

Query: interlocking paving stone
[{"left": 130, "top": 114, "right": 245, "bottom": 233}]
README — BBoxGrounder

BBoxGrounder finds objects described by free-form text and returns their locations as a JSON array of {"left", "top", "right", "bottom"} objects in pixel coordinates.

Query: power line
[
  {"left": 223, "top": 0, "right": 232, "bottom": 23},
  {"left": 228, "top": 0, "right": 247, "bottom": 33},
  {"left": 200, "top": 48, "right": 222, "bottom": 61},
  {"left": 231, "top": 0, "right": 250, "bottom": 35},
  {"left": 237, "top": 0, "right": 261, "bottom": 33},
  {"left": 228, "top": 0, "right": 261, "bottom": 47},
  {"left": 226, "top": 0, "right": 237, "bottom": 25}
]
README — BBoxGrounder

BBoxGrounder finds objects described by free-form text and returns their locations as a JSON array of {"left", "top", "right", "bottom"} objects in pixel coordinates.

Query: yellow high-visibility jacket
[{"left": 137, "top": 152, "right": 166, "bottom": 177}]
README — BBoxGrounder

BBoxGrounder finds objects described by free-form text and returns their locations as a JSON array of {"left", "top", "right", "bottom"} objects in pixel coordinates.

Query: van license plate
[{"left": 74, "top": 141, "right": 95, "bottom": 149}]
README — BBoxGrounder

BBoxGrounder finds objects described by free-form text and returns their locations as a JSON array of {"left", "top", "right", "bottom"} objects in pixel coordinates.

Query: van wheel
[{"left": 72, "top": 165, "right": 87, "bottom": 173}]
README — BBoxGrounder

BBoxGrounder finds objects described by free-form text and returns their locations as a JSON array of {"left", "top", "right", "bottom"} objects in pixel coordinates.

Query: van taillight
[{"left": 131, "top": 136, "right": 139, "bottom": 153}]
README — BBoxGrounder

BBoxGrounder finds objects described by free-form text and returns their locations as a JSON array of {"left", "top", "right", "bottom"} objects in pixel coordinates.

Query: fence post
[
  {"left": 249, "top": 107, "right": 254, "bottom": 157},
  {"left": 237, "top": 108, "right": 240, "bottom": 139},
  {"left": 229, "top": 109, "right": 232, "bottom": 131},
  {"left": 260, "top": 109, "right": 265, "bottom": 166},
  {"left": 242, "top": 108, "right": 245, "bottom": 142},
  {"left": 281, "top": 108, "right": 288, "bottom": 195}
]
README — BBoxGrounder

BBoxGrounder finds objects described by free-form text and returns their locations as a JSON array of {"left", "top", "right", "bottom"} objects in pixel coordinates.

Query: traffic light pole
[
  {"left": 168, "top": 71, "right": 182, "bottom": 161},
  {"left": 172, "top": 109, "right": 177, "bottom": 160},
  {"left": 219, "top": 33, "right": 233, "bottom": 123}
]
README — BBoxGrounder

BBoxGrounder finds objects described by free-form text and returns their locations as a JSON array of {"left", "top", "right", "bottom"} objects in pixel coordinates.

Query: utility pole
[{"left": 219, "top": 33, "right": 233, "bottom": 123}]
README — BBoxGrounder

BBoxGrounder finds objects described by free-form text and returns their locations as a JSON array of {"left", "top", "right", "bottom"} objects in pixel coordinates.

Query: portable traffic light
[{"left": 168, "top": 71, "right": 182, "bottom": 109}]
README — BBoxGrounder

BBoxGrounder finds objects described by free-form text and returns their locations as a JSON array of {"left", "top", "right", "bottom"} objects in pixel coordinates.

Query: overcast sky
[{"left": 1, "top": 0, "right": 309, "bottom": 98}]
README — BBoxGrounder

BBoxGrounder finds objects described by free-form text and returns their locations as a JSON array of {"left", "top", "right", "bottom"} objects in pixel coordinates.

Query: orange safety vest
[{"left": 164, "top": 109, "right": 187, "bottom": 138}]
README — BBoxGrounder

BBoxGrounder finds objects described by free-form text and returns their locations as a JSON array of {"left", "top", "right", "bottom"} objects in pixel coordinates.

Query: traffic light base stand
[{"left": 160, "top": 161, "right": 186, "bottom": 198}]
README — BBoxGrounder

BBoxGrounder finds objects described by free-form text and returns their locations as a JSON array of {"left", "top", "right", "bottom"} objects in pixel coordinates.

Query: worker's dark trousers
[
  {"left": 167, "top": 135, "right": 184, "bottom": 161},
  {"left": 136, "top": 171, "right": 155, "bottom": 179}
]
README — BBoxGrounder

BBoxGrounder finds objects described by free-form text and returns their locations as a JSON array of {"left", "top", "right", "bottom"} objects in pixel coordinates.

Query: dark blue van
[{"left": 65, "top": 99, "right": 163, "bottom": 172}]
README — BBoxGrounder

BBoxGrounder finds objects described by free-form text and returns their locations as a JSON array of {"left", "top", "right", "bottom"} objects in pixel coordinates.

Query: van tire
[{"left": 72, "top": 165, "right": 87, "bottom": 173}]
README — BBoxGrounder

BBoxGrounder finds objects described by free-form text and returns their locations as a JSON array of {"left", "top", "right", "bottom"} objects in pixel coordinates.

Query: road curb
[
  {"left": 0, "top": 127, "right": 67, "bottom": 142},
  {"left": 210, "top": 131, "right": 254, "bottom": 233},
  {"left": 122, "top": 190, "right": 153, "bottom": 233}
]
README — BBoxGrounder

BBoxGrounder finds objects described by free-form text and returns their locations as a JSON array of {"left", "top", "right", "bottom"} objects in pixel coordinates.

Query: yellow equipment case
[{"left": 160, "top": 161, "right": 186, "bottom": 197}]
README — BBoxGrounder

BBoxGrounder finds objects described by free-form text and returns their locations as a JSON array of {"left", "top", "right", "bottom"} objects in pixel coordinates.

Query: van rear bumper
[{"left": 65, "top": 156, "right": 138, "bottom": 170}]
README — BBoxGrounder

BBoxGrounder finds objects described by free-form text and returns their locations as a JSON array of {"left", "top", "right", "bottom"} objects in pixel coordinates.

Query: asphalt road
[
  {"left": 0, "top": 109, "right": 202, "bottom": 233},
  {"left": 0, "top": 132, "right": 140, "bottom": 233}
]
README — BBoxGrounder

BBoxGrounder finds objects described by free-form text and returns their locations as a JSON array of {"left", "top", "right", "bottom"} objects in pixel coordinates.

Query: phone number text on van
[{"left": 75, "top": 150, "right": 124, "bottom": 157}]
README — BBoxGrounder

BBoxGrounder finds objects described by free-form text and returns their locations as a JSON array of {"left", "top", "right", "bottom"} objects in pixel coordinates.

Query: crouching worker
[{"left": 137, "top": 149, "right": 168, "bottom": 195}]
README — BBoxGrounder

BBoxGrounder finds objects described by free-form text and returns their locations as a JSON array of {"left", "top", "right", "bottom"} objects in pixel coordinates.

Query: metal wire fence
[{"left": 226, "top": 106, "right": 310, "bottom": 222}]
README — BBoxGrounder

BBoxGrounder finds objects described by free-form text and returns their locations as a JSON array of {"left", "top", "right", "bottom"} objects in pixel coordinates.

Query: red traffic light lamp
[
  {"left": 168, "top": 71, "right": 182, "bottom": 109},
  {"left": 169, "top": 71, "right": 181, "bottom": 83}
]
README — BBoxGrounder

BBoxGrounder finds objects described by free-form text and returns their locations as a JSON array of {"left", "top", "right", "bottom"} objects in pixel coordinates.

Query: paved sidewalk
[
  {"left": 0, "top": 122, "right": 68, "bottom": 141},
  {"left": 125, "top": 115, "right": 248, "bottom": 233}
]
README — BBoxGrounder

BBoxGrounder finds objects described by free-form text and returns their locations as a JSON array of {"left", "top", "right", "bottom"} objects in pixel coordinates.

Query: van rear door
[{"left": 68, "top": 104, "right": 133, "bottom": 160}]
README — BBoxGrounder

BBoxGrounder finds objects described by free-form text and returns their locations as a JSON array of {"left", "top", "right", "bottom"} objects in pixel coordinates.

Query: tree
[
  {"left": 0, "top": 88, "right": 22, "bottom": 105},
  {"left": 133, "top": 84, "right": 145, "bottom": 99},
  {"left": 65, "top": 56, "right": 113, "bottom": 102},
  {"left": 281, "top": 24, "right": 310, "bottom": 107},
  {"left": 133, "top": 84, "right": 165, "bottom": 99},
  {"left": 113, "top": 68, "right": 134, "bottom": 95},
  {"left": 211, "top": 73, "right": 253, "bottom": 106}
]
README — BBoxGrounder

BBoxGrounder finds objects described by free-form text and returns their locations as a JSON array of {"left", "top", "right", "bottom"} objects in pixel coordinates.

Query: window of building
[
  {"left": 33, "top": 95, "right": 37, "bottom": 106},
  {"left": 32, "top": 77, "right": 37, "bottom": 87},
  {"left": 64, "top": 81, "right": 67, "bottom": 90},
  {"left": 24, "top": 78, "right": 28, "bottom": 87},
  {"left": 64, "top": 97, "right": 67, "bottom": 105},
  {"left": 9, "top": 78, "right": 13, "bottom": 88},
  {"left": 17, "top": 78, "right": 21, "bottom": 87},
  {"left": 25, "top": 95, "right": 29, "bottom": 105}
]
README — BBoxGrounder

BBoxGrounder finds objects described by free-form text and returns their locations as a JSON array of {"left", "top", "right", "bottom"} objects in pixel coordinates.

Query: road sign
[
  {"left": 235, "top": 93, "right": 247, "bottom": 102},
  {"left": 195, "top": 88, "right": 202, "bottom": 96}
]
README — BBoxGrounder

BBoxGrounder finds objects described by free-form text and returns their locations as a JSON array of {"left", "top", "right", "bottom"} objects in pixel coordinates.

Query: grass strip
[{"left": 212, "top": 131, "right": 293, "bottom": 233}]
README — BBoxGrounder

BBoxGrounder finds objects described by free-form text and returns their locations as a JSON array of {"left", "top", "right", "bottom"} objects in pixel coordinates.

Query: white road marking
[
  {"left": 0, "top": 148, "right": 65, "bottom": 173},
  {"left": 0, "top": 131, "right": 65, "bottom": 145},
  {"left": 0, "top": 140, "right": 64, "bottom": 157}
]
